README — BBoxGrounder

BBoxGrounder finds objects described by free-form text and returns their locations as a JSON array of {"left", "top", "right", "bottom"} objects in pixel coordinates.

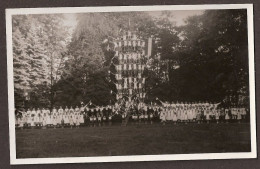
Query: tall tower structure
[{"left": 108, "top": 29, "right": 147, "bottom": 106}]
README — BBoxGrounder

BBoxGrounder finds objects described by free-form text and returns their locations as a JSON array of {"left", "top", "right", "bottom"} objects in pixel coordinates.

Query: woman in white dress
[
  {"left": 53, "top": 115, "right": 57, "bottom": 129},
  {"left": 179, "top": 108, "right": 184, "bottom": 123},
  {"left": 216, "top": 109, "right": 220, "bottom": 124},
  {"left": 196, "top": 108, "right": 202, "bottom": 124},
  {"left": 73, "top": 113, "right": 77, "bottom": 127},
  {"left": 75, "top": 106, "right": 80, "bottom": 114},
  {"left": 160, "top": 108, "right": 166, "bottom": 125},
  {"left": 211, "top": 108, "right": 216, "bottom": 121},
  {"left": 192, "top": 107, "right": 197, "bottom": 122},
  {"left": 58, "top": 113, "right": 62, "bottom": 127},
  {"left": 80, "top": 113, "right": 85, "bottom": 126},
  {"left": 75, "top": 115, "right": 80, "bottom": 128},
  {"left": 26, "top": 113, "right": 31, "bottom": 127},
  {"left": 93, "top": 113, "right": 97, "bottom": 127},
  {"left": 64, "top": 115, "right": 69, "bottom": 126},
  {"left": 172, "top": 109, "right": 177, "bottom": 124},
  {"left": 97, "top": 113, "right": 102, "bottom": 127},
  {"left": 69, "top": 115, "right": 74, "bottom": 128},
  {"left": 64, "top": 106, "right": 69, "bottom": 115},
  {"left": 187, "top": 108, "right": 193, "bottom": 123},
  {"left": 41, "top": 113, "right": 46, "bottom": 128},
  {"left": 39, "top": 110, "right": 44, "bottom": 127},
  {"left": 59, "top": 113, "right": 63, "bottom": 127},
  {"left": 69, "top": 106, "right": 74, "bottom": 115},
  {"left": 203, "top": 108, "right": 207, "bottom": 121},
  {"left": 58, "top": 106, "right": 63, "bottom": 115},
  {"left": 35, "top": 113, "right": 40, "bottom": 127},
  {"left": 30, "top": 113, "right": 35, "bottom": 128},
  {"left": 206, "top": 108, "right": 211, "bottom": 124},
  {"left": 41, "top": 109, "right": 45, "bottom": 127},
  {"left": 166, "top": 107, "right": 171, "bottom": 122},
  {"left": 176, "top": 107, "right": 181, "bottom": 123},
  {"left": 225, "top": 108, "right": 230, "bottom": 123},
  {"left": 184, "top": 109, "right": 188, "bottom": 124},
  {"left": 46, "top": 113, "right": 52, "bottom": 127}
]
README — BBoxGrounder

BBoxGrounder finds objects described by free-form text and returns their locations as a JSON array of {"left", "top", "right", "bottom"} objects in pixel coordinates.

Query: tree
[
  {"left": 13, "top": 10, "right": 249, "bottom": 108},
  {"left": 145, "top": 12, "right": 181, "bottom": 102},
  {"left": 176, "top": 9, "right": 249, "bottom": 104},
  {"left": 55, "top": 12, "right": 159, "bottom": 106},
  {"left": 12, "top": 14, "right": 69, "bottom": 109},
  {"left": 56, "top": 11, "right": 182, "bottom": 105}
]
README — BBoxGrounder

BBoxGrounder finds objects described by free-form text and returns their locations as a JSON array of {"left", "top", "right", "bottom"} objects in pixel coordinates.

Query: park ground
[{"left": 16, "top": 122, "right": 251, "bottom": 158}]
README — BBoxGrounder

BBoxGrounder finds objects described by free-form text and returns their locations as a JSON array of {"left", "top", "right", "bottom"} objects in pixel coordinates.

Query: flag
[
  {"left": 144, "top": 37, "right": 153, "bottom": 58},
  {"left": 102, "top": 39, "right": 108, "bottom": 43}
]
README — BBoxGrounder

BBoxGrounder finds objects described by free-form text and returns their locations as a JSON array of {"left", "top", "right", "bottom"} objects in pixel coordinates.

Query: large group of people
[
  {"left": 156, "top": 102, "right": 248, "bottom": 125},
  {"left": 15, "top": 105, "right": 113, "bottom": 129},
  {"left": 15, "top": 101, "right": 249, "bottom": 129}
]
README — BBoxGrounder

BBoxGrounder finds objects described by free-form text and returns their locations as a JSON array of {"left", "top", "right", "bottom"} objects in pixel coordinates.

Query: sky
[
  {"left": 147, "top": 10, "right": 204, "bottom": 26},
  {"left": 63, "top": 10, "right": 204, "bottom": 31}
]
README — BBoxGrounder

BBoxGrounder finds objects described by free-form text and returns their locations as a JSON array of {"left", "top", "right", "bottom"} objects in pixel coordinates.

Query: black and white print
[{"left": 6, "top": 4, "right": 256, "bottom": 165}]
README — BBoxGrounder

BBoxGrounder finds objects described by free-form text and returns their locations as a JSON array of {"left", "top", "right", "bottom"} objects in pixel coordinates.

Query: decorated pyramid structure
[{"left": 109, "top": 30, "right": 147, "bottom": 105}]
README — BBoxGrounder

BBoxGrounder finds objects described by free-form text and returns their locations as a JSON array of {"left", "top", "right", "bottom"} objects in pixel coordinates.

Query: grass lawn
[{"left": 16, "top": 122, "right": 251, "bottom": 158}]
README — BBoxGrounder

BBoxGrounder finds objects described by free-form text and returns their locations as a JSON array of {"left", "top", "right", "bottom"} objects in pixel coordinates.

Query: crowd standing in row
[{"left": 15, "top": 102, "right": 249, "bottom": 129}]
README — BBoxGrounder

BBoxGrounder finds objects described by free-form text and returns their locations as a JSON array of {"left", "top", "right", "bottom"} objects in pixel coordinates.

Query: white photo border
[{"left": 6, "top": 4, "right": 257, "bottom": 165}]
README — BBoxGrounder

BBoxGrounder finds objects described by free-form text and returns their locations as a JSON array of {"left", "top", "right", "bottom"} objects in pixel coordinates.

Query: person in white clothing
[
  {"left": 64, "top": 106, "right": 69, "bottom": 115},
  {"left": 42, "top": 109, "right": 47, "bottom": 128},
  {"left": 172, "top": 108, "right": 177, "bottom": 124},
  {"left": 64, "top": 115, "right": 69, "bottom": 126},
  {"left": 46, "top": 113, "right": 52, "bottom": 127},
  {"left": 216, "top": 109, "right": 220, "bottom": 124},
  {"left": 79, "top": 113, "right": 84, "bottom": 126},
  {"left": 184, "top": 109, "right": 188, "bottom": 124},
  {"left": 160, "top": 108, "right": 166, "bottom": 125},
  {"left": 53, "top": 115, "right": 57, "bottom": 129},
  {"left": 69, "top": 115, "right": 74, "bottom": 128},
  {"left": 75, "top": 115, "right": 80, "bottom": 128},
  {"left": 225, "top": 108, "right": 230, "bottom": 123}
]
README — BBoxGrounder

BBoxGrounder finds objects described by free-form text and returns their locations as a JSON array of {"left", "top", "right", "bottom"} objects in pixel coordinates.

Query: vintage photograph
[{"left": 6, "top": 4, "right": 256, "bottom": 164}]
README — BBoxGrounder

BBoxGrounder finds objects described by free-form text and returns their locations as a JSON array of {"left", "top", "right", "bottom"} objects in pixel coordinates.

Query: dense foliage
[
  {"left": 12, "top": 9, "right": 249, "bottom": 109},
  {"left": 12, "top": 14, "right": 69, "bottom": 108}
]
